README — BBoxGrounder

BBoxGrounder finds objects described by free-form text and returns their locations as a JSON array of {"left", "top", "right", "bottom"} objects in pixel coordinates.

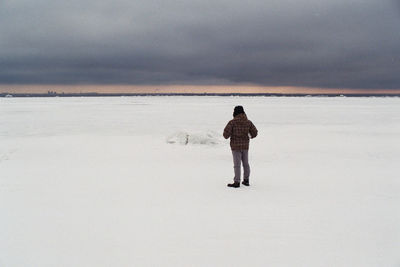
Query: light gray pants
[{"left": 232, "top": 150, "right": 250, "bottom": 183}]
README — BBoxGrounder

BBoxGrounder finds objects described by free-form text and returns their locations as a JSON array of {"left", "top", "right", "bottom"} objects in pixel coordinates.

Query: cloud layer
[{"left": 1, "top": 0, "right": 400, "bottom": 90}]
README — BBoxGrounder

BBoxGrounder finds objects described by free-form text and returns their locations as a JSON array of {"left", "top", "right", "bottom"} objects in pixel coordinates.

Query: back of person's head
[{"left": 233, "top": 106, "right": 245, "bottom": 117}]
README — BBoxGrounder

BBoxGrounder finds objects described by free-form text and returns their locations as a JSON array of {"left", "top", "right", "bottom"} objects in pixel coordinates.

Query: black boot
[
  {"left": 227, "top": 182, "right": 240, "bottom": 188},
  {"left": 242, "top": 180, "right": 250, "bottom": 186}
]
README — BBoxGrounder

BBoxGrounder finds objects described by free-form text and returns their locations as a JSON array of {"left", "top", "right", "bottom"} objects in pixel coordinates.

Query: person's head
[{"left": 233, "top": 106, "right": 245, "bottom": 117}]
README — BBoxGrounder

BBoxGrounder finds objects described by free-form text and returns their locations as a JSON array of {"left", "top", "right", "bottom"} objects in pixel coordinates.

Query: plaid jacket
[{"left": 223, "top": 113, "right": 258, "bottom": 150}]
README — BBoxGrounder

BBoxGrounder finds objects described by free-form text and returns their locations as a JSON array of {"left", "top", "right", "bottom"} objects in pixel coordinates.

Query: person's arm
[
  {"left": 223, "top": 121, "right": 233, "bottom": 139},
  {"left": 249, "top": 121, "right": 258, "bottom": 138}
]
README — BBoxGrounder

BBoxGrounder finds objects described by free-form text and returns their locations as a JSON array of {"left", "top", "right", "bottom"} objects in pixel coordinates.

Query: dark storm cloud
[{"left": 1, "top": 0, "right": 400, "bottom": 89}]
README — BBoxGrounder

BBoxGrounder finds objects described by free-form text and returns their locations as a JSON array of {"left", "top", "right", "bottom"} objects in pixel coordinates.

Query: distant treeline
[{"left": 1, "top": 92, "right": 400, "bottom": 97}]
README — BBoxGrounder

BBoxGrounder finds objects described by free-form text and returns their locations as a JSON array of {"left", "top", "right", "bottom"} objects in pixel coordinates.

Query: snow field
[{"left": 1, "top": 96, "right": 399, "bottom": 266}]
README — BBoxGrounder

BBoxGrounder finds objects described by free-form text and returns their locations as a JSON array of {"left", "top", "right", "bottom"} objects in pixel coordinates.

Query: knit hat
[{"left": 233, "top": 106, "right": 245, "bottom": 117}]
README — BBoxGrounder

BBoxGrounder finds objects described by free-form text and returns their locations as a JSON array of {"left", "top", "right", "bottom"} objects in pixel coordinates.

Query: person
[{"left": 223, "top": 106, "right": 258, "bottom": 188}]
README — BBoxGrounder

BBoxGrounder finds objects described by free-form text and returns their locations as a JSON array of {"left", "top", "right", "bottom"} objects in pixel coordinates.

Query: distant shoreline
[{"left": 1, "top": 92, "right": 400, "bottom": 98}]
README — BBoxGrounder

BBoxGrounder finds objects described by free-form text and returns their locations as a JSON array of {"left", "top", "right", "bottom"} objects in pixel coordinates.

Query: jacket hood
[{"left": 234, "top": 113, "right": 247, "bottom": 120}]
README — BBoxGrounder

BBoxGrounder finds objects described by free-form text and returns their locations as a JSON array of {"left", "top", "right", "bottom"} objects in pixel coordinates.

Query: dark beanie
[{"left": 233, "top": 106, "right": 245, "bottom": 117}]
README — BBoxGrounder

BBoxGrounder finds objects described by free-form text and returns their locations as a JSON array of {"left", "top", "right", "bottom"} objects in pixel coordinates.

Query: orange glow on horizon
[{"left": 0, "top": 84, "right": 399, "bottom": 94}]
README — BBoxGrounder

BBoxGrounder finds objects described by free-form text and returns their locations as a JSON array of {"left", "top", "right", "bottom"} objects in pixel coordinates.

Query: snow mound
[{"left": 166, "top": 131, "right": 221, "bottom": 145}]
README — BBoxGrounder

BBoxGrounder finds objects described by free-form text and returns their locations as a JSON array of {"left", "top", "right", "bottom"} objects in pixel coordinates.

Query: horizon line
[{"left": 1, "top": 84, "right": 400, "bottom": 95}]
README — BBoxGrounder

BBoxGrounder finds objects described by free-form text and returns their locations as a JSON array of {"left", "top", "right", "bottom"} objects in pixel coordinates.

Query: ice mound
[{"left": 166, "top": 131, "right": 221, "bottom": 145}]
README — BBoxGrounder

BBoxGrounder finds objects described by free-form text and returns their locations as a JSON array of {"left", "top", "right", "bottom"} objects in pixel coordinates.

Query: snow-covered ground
[{"left": 1, "top": 96, "right": 399, "bottom": 267}]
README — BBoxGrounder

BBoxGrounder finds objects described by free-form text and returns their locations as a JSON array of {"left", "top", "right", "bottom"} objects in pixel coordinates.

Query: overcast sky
[{"left": 1, "top": 0, "right": 400, "bottom": 90}]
